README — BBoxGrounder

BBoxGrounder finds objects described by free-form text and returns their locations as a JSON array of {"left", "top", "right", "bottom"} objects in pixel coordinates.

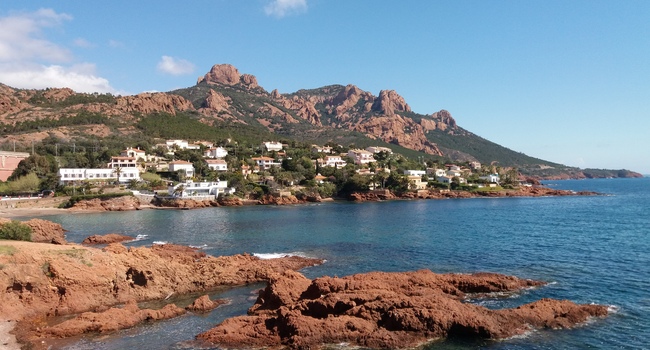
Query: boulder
[{"left": 185, "top": 295, "right": 226, "bottom": 313}]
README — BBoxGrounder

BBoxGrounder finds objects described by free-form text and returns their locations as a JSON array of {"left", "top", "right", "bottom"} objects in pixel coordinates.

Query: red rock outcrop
[
  {"left": 0, "top": 236, "right": 323, "bottom": 348},
  {"left": 42, "top": 88, "right": 75, "bottom": 103},
  {"left": 186, "top": 294, "right": 227, "bottom": 313},
  {"left": 198, "top": 64, "right": 260, "bottom": 89},
  {"left": 331, "top": 84, "right": 373, "bottom": 117},
  {"left": 420, "top": 109, "right": 458, "bottom": 132},
  {"left": 257, "top": 194, "right": 305, "bottom": 205},
  {"left": 82, "top": 234, "right": 134, "bottom": 245},
  {"left": 354, "top": 115, "right": 443, "bottom": 156},
  {"left": 70, "top": 196, "right": 141, "bottom": 211},
  {"left": 200, "top": 89, "right": 231, "bottom": 113},
  {"left": 151, "top": 197, "right": 217, "bottom": 209},
  {"left": 43, "top": 300, "right": 186, "bottom": 338},
  {"left": 21, "top": 218, "right": 67, "bottom": 245},
  {"left": 115, "top": 93, "right": 194, "bottom": 115},
  {"left": 198, "top": 270, "right": 608, "bottom": 349},
  {"left": 371, "top": 90, "right": 411, "bottom": 116}
]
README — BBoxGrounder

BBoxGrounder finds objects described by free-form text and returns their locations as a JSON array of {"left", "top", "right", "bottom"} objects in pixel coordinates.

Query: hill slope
[{"left": 0, "top": 65, "right": 641, "bottom": 178}]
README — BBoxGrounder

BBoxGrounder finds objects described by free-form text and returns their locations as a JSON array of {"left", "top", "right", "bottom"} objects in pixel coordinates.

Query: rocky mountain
[{"left": 0, "top": 65, "right": 642, "bottom": 178}]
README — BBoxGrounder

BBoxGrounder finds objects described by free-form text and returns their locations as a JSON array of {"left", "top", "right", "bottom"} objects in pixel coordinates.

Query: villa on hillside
[
  {"left": 204, "top": 147, "right": 228, "bottom": 159},
  {"left": 252, "top": 156, "right": 281, "bottom": 170},
  {"left": 407, "top": 175, "right": 427, "bottom": 190},
  {"left": 165, "top": 139, "right": 200, "bottom": 150},
  {"left": 109, "top": 156, "right": 138, "bottom": 169},
  {"left": 348, "top": 149, "right": 376, "bottom": 165},
  {"left": 167, "top": 180, "right": 234, "bottom": 198},
  {"left": 404, "top": 170, "right": 426, "bottom": 177},
  {"left": 168, "top": 160, "right": 195, "bottom": 177},
  {"left": 311, "top": 145, "right": 332, "bottom": 153},
  {"left": 317, "top": 155, "right": 348, "bottom": 169},
  {"left": 365, "top": 146, "right": 393, "bottom": 154},
  {"left": 205, "top": 159, "right": 228, "bottom": 172},
  {"left": 58, "top": 167, "right": 140, "bottom": 185},
  {"left": 261, "top": 141, "right": 283, "bottom": 152},
  {"left": 427, "top": 168, "right": 447, "bottom": 179},
  {"left": 480, "top": 174, "right": 501, "bottom": 184}
]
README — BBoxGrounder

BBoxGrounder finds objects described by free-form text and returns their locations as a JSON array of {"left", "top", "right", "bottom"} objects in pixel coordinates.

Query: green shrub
[
  {"left": 0, "top": 221, "right": 32, "bottom": 241},
  {"left": 0, "top": 245, "right": 18, "bottom": 255}
]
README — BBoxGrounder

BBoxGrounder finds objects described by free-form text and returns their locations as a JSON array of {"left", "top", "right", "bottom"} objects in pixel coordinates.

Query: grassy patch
[
  {"left": 47, "top": 248, "right": 93, "bottom": 266},
  {"left": 0, "top": 245, "right": 18, "bottom": 256}
]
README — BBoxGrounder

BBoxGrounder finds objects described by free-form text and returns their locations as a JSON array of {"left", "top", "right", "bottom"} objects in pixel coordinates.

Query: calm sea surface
[{"left": 33, "top": 178, "right": 650, "bottom": 349}]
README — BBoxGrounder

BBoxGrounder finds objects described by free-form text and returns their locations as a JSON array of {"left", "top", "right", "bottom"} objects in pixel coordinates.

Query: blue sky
[{"left": 1, "top": 1, "right": 648, "bottom": 173}]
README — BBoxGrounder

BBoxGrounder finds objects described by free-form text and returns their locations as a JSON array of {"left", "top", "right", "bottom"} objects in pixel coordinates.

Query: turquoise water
[{"left": 35, "top": 178, "right": 650, "bottom": 349}]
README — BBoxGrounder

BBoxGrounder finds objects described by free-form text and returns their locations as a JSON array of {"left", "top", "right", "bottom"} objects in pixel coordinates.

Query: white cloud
[
  {"left": 0, "top": 62, "right": 117, "bottom": 94},
  {"left": 264, "top": 0, "right": 307, "bottom": 18},
  {"left": 73, "top": 38, "right": 94, "bottom": 48},
  {"left": 0, "top": 8, "right": 72, "bottom": 62},
  {"left": 156, "top": 55, "right": 195, "bottom": 76},
  {"left": 0, "top": 9, "right": 119, "bottom": 94}
]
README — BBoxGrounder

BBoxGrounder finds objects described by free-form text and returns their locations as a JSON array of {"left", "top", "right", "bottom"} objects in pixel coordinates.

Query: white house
[
  {"left": 469, "top": 161, "right": 481, "bottom": 170},
  {"left": 59, "top": 168, "right": 140, "bottom": 185},
  {"left": 427, "top": 168, "right": 447, "bottom": 179},
  {"left": 252, "top": 156, "right": 281, "bottom": 170},
  {"left": 438, "top": 175, "right": 467, "bottom": 184},
  {"left": 347, "top": 149, "right": 375, "bottom": 165},
  {"left": 318, "top": 155, "right": 348, "bottom": 169},
  {"left": 120, "top": 147, "right": 147, "bottom": 160},
  {"left": 311, "top": 145, "right": 332, "bottom": 153},
  {"left": 109, "top": 156, "right": 138, "bottom": 169},
  {"left": 404, "top": 170, "right": 426, "bottom": 177},
  {"left": 365, "top": 146, "right": 393, "bottom": 154},
  {"left": 407, "top": 175, "right": 427, "bottom": 190},
  {"left": 168, "top": 180, "right": 234, "bottom": 198},
  {"left": 480, "top": 174, "right": 500, "bottom": 183},
  {"left": 204, "top": 147, "right": 228, "bottom": 159},
  {"left": 261, "top": 141, "right": 283, "bottom": 152},
  {"left": 166, "top": 139, "right": 200, "bottom": 150},
  {"left": 206, "top": 159, "right": 228, "bottom": 172},
  {"left": 446, "top": 169, "right": 462, "bottom": 177},
  {"left": 168, "top": 160, "right": 195, "bottom": 177}
]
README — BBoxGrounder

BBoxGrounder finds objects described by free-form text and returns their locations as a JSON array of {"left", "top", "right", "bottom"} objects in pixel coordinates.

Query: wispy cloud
[
  {"left": 108, "top": 39, "right": 124, "bottom": 48},
  {"left": 264, "top": 0, "right": 307, "bottom": 18},
  {"left": 73, "top": 38, "right": 94, "bottom": 48},
  {"left": 156, "top": 55, "right": 195, "bottom": 76},
  {"left": 0, "top": 9, "right": 118, "bottom": 93}
]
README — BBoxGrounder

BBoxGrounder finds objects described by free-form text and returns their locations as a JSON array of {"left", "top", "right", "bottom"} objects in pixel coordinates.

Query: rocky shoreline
[
  {"left": 0, "top": 225, "right": 322, "bottom": 349},
  {"left": 1, "top": 202, "right": 610, "bottom": 349},
  {"left": 198, "top": 270, "right": 608, "bottom": 349}
]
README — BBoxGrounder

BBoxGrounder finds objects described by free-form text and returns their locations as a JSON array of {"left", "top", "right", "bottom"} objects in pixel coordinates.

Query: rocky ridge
[{"left": 197, "top": 270, "right": 608, "bottom": 349}]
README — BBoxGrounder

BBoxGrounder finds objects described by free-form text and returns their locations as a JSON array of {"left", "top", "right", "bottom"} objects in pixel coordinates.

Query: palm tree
[{"left": 114, "top": 166, "right": 122, "bottom": 185}]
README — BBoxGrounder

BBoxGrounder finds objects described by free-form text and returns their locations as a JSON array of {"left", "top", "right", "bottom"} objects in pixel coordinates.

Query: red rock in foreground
[{"left": 197, "top": 270, "right": 608, "bottom": 349}]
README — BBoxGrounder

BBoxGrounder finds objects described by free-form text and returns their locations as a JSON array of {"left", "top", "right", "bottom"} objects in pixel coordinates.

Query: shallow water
[{"left": 35, "top": 178, "right": 650, "bottom": 349}]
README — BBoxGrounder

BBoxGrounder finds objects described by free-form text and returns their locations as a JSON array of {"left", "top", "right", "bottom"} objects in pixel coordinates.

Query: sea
[{"left": 29, "top": 178, "right": 650, "bottom": 349}]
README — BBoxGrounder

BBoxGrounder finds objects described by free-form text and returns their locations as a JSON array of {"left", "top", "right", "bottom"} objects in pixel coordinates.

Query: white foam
[
  {"left": 189, "top": 244, "right": 208, "bottom": 249},
  {"left": 132, "top": 234, "right": 149, "bottom": 241},
  {"left": 607, "top": 304, "right": 620, "bottom": 314},
  {"left": 253, "top": 252, "right": 308, "bottom": 260},
  {"left": 152, "top": 241, "right": 168, "bottom": 245}
]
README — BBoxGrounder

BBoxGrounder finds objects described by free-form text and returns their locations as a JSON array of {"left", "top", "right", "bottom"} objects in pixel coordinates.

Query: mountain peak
[
  {"left": 371, "top": 90, "right": 411, "bottom": 116},
  {"left": 197, "top": 64, "right": 259, "bottom": 89}
]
